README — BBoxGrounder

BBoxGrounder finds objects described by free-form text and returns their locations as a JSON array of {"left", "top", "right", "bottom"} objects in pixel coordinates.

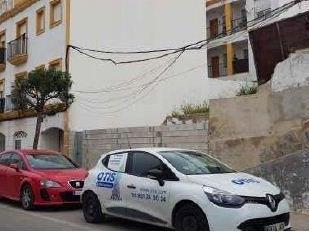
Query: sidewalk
[{"left": 291, "top": 212, "right": 309, "bottom": 230}]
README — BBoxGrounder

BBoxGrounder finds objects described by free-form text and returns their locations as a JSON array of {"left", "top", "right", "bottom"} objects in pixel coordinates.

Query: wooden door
[
  {"left": 210, "top": 18, "right": 219, "bottom": 38},
  {"left": 211, "top": 56, "right": 220, "bottom": 78}
]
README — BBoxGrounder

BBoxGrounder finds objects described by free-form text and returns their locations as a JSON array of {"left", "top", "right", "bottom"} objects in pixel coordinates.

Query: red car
[{"left": 0, "top": 149, "right": 88, "bottom": 210}]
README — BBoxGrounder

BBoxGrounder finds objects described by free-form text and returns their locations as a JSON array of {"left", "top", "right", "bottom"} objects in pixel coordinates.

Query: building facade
[
  {"left": 0, "top": 0, "right": 67, "bottom": 152},
  {"left": 0, "top": 0, "right": 210, "bottom": 152},
  {"left": 1, "top": 0, "right": 307, "bottom": 153},
  {"left": 205, "top": 0, "right": 309, "bottom": 82}
]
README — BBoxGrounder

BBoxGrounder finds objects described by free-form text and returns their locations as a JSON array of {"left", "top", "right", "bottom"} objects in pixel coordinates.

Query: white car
[{"left": 81, "top": 148, "right": 291, "bottom": 231}]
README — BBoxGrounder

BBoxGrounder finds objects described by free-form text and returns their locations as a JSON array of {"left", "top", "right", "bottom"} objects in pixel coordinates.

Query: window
[
  {"left": 159, "top": 150, "right": 235, "bottom": 175},
  {"left": 104, "top": 153, "right": 128, "bottom": 172},
  {"left": 10, "top": 153, "right": 26, "bottom": 170},
  {"left": 0, "top": 153, "right": 11, "bottom": 166},
  {"left": 36, "top": 7, "right": 45, "bottom": 35},
  {"left": 49, "top": 58, "right": 62, "bottom": 71},
  {"left": 15, "top": 140, "right": 21, "bottom": 150},
  {"left": 16, "top": 17, "right": 28, "bottom": 37},
  {"left": 223, "top": 53, "right": 227, "bottom": 68},
  {"left": 14, "top": 131, "right": 27, "bottom": 150},
  {"left": 50, "top": 0, "right": 62, "bottom": 29},
  {"left": 129, "top": 152, "right": 163, "bottom": 177},
  {"left": 26, "top": 154, "right": 77, "bottom": 170},
  {"left": 0, "top": 30, "right": 5, "bottom": 48},
  {"left": 243, "top": 49, "right": 249, "bottom": 60}
]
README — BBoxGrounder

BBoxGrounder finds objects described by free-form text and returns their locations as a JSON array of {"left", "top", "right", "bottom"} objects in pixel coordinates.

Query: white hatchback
[{"left": 81, "top": 148, "right": 291, "bottom": 231}]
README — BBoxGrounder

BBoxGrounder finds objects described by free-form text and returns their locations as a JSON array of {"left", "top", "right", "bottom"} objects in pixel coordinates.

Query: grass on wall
[{"left": 170, "top": 101, "right": 209, "bottom": 118}]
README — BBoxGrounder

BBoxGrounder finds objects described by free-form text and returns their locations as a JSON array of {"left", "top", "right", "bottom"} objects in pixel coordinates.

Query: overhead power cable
[{"left": 68, "top": 0, "right": 306, "bottom": 66}]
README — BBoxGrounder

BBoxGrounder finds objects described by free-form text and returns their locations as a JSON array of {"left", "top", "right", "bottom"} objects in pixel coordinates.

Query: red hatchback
[{"left": 0, "top": 149, "right": 88, "bottom": 210}]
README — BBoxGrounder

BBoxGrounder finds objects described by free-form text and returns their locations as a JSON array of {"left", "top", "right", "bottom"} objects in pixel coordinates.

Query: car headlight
[
  {"left": 203, "top": 186, "right": 245, "bottom": 208},
  {"left": 40, "top": 180, "right": 61, "bottom": 188}
]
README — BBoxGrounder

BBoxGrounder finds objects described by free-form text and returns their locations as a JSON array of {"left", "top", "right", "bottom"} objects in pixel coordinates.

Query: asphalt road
[
  {"left": 0, "top": 198, "right": 307, "bottom": 231},
  {"left": 0, "top": 198, "right": 167, "bottom": 231}
]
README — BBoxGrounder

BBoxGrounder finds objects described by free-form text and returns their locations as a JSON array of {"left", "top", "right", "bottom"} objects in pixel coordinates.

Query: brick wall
[{"left": 72, "top": 123, "right": 208, "bottom": 169}]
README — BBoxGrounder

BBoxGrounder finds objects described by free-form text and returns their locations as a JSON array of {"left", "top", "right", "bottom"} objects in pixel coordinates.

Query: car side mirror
[
  {"left": 10, "top": 164, "right": 20, "bottom": 172},
  {"left": 147, "top": 169, "right": 165, "bottom": 186}
]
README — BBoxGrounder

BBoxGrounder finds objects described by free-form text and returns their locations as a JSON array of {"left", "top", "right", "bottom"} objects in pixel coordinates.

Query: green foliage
[
  {"left": 11, "top": 68, "right": 74, "bottom": 149},
  {"left": 12, "top": 68, "right": 74, "bottom": 112},
  {"left": 236, "top": 85, "right": 258, "bottom": 96},
  {"left": 170, "top": 101, "right": 209, "bottom": 118}
]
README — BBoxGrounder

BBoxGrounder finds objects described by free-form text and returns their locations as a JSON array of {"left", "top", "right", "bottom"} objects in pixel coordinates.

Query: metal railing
[
  {"left": 255, "top": 8, "right": 272, "bottom": 20},
  {"left": 231, "top": 17, "right": 247, "bottom": 32},
  {"left": 0, "top": 0, "right": 13, "bottom": 15},
  {"left": 233, "top": 58, "right": 249, "bottom": 74},
  {"left": 0, "top": 47, "right": 6, "bottom": 64},
  {"left": 208, "top": 63, "right": 227, "bottom": 78},
  {"left": 7, "top": 33, "right": 27, "bottom": 61},
  {"left": 207, "top": 23, "right": 226, "bottom": 40},
  {"left": 207, "top": 16, "right": 247, "bottom": 40}
]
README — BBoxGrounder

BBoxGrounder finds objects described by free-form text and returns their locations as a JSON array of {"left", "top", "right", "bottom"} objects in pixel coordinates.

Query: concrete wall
[
  {"left": 208, "top": 84, "right": 309, "bottom": 170},
  {"left": 68, "top": 0, "right": 209, "bottom": 131},
  {"left": 247, "top": 149, "right": 309, "bottom": 215},
  {"left": 72, "top": 123, "right": 208, "bottom": 169},
  {"left": 0, "top": 112, "right": 64, "bottom": 150}
]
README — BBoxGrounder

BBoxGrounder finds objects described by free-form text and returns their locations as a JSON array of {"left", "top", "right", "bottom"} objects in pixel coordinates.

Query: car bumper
[
  {"left": 204, "top": 199, "right": 291, "bottom": 231},
  {"left": 34, "top": 187, "right": 82, "bottom": 205}
]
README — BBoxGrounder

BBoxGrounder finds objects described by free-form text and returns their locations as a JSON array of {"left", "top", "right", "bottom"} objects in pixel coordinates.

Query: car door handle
[{"left": 127, "top": 184, "right": 136, "bottom": 189}]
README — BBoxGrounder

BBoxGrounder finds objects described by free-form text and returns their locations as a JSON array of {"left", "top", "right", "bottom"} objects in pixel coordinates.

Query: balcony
[
  {"left": 231, "top": 17, "right": 247, "bottom": 33},
  {"left": 233, "top": 58, "right": 249, "bottom": 74},
  {"left": 208, "top": 63, "right": 227, "bottom": 78},
  {"left": 207, "top": 22, "right": 226, "bottom": 40},
  {"left": 0, "top": 0, "right": 13, "bottom": 15},
  {"left": 256, "top": 8, "right": 272, "bottom": 20},
  {"left": 0, "top": 47, "right": 5, "bottom": 72},
  {"left": 7, "top": 33, "right": 28, "bottom": 66}
]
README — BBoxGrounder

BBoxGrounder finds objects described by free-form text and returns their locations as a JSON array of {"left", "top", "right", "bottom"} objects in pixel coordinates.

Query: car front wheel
[
  {"left": 21, "top": 184, "right": 34, "bottom": 210},
  {"left": 174, "top": 203, "right": 209, "bottom": 231},
  {"left": 82, "top": 192, "right": 105, "bottom": 223}
]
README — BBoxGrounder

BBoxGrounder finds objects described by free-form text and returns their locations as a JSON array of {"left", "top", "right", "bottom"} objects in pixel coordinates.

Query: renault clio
[{"left": 81, "top": 148, "right": 290, "bottom": 231}]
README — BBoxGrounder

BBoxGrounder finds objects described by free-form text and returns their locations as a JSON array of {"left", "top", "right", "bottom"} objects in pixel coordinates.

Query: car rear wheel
[
  {"left": 82, "top": 192, "right": 105, "bottom": 223},
  {"left": 174, "top": 203, "right": 209, "bottom": 231},
  {"left": 21, "top": 184, "right": 34, "bottom": 210}
]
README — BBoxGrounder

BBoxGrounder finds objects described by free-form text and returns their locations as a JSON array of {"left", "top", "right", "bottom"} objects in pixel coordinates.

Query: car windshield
[
  {"left": 26, "top": 154, "right": 77, "bottom": 170},
  {"left": 159, "top": 150, "right": 235, "bottom": 175}
]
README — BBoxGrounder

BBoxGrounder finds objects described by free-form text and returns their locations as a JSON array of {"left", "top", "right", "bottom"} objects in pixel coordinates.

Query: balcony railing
[
  {"left": 0, "top": 0, "right": 13, "bottom": 15},
  {"left": 207, "top": 23, "right": 226, "bottom": 40},
  {"left": 208, "top": 63, "right": 227, "bottom": 78},
  {"left": 207, "top": 16, "right": 247, "bottom": 40},
  {"left": 255, "top": 8, "right": 272, "bottom": 20},
  {"left": 231, "top": 17, "right": 247, "bottom": 32},
  {"left": 7, "top": 33, "right": 28, "bottom": 65},
  {"left": 233, "top": 58, "right": 249, "bottom": 74},
  {"left": 0, "top": 98, "right": 5, "bottom": 113}
]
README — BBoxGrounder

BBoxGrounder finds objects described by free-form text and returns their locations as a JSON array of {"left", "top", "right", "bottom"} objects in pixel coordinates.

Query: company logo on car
[
  {"left": 96, "top": 172, "right": 116, "bottom": 188},
  {"left": 232, "top": 178, "right": 261, "bottom": 185}
]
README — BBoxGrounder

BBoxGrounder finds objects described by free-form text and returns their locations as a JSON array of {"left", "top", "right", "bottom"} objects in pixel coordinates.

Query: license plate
[
  {"left": 264, "top": 222, "right": 285, "bottom": 231},
  {"left": 74, "top": 191, "right": 82, "bottom": 196}
]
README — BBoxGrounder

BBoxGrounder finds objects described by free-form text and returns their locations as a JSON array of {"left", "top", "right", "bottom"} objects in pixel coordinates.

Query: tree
[{"left": 12, "top": 68, "right": 74, "bottom": 149}]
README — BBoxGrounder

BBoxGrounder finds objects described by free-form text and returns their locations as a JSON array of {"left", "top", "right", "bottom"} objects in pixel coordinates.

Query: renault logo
[{"left": 266, "top": 194, "right": 277, "bottom": 212}]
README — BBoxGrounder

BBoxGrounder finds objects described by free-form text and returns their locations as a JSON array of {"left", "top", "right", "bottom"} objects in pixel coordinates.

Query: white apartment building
[
  {"left": 0, "top": 0, "right": 211, "bottom": 153},
  {"left": 205, "top": 0, "right": 309, "bottom": 88}
]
